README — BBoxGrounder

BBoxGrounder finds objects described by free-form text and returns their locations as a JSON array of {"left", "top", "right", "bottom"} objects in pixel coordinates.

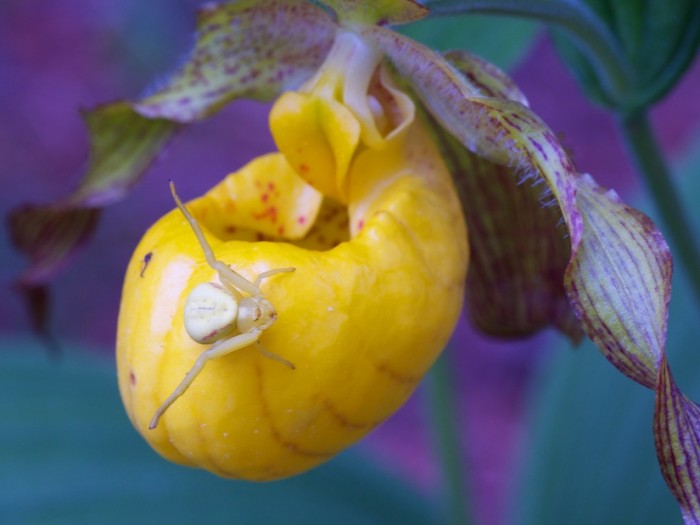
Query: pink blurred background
[{"left": 1, "top": 2, "right": 698, "bottom": 524}]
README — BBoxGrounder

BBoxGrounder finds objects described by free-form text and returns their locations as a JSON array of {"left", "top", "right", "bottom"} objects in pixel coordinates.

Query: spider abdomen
[{"left": 183, "top": 282, "right": 238, "bottom": 344}]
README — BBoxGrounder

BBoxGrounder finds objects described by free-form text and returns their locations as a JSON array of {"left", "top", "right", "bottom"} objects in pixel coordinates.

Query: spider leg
[
  {"left": 149, "top": 329, "right": 263, "bottom": 430},
  {"left": 170, "top": 181, "right": 260, "bottom": 297},
  {"left": 257, "top": 340, "right": 295, "bottom": 369},
  {"left": 254, "top": 267, "right": 295, "bottom": 288}
]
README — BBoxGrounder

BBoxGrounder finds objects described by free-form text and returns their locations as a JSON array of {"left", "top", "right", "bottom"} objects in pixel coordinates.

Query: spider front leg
[
  {"left": 170, "top": 180, "right": 295, "bottom": 297},
  {"left": 254, "top": 267, "right": 296, "bottom": 289},
  {"left": 149, "top": 329, "right": 263, "bottom": 430}
]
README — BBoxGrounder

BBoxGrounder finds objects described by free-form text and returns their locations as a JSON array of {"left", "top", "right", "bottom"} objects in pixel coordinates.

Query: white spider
[{"left": 149, "top": 182, "right": 295, "bottom": 430}]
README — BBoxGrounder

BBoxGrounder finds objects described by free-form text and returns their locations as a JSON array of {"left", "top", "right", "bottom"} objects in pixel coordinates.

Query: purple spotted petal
[
  {"left": 655, "top": 356, "right": 700, "bottom": 524},
  {"left": 565, "top": 174, "right": 672, "bottom": 388},
  {"left": 137, "top": 0, "right": 336, "bottom": 121}
]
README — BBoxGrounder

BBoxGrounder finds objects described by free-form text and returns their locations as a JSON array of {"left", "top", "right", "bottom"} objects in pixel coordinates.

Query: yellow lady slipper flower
[{"left": 116, "top": 27, "right": 468, "bottom": 480}]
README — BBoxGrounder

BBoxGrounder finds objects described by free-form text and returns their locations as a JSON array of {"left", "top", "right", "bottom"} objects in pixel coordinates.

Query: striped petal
[
  {"left": 655, "top": 356, "right": 700, "bottom": 524},
  {"left": 565, "top": 174, "right": 672, "bottom": 389},
  {"left": 429, "top": 117, "right": 581, "bottom": 340}
]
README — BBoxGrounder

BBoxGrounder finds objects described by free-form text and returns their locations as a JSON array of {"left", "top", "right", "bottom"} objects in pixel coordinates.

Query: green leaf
[
  {"left": 0, "top": 337, "right": 435, "bottom": 525},
  {"left": 551, "top": 0, "right": 700, "bottom": 111},
  {"left": 514, "top": 132, "right": 700, "bottom": 525}
]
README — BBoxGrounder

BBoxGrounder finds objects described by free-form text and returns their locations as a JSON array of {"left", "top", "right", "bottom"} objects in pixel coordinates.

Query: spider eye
[{"left": 184, "top": 282, "right": 238, "bottom": 344}]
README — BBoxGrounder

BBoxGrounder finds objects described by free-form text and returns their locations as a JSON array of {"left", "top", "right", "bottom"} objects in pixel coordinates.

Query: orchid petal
[
  {"left": 8, "top": 206, "right": 99, "bottom": 287},
  {"left": 137, "top": 0, "right": 337, "bottom": 122},
  {"left": 655, "top": 356, "right": 700, "bottom": 524},
  {"left": 320, "top": 0, "right": 428, "bottom": 26},
  {"left": 192, "top": 153, "right": 323, "bottom": 240},
  {"left": 565, "top": 174, "right": 672, "bottom": 388},
  {"left": 429, "top": 119, "right": 581, "bottom": 340},
  {"left": 270, "top": 92, "right": 360, "bottom": 203},
  {"left": 364, "top": 26, "right": 583, "bottom": 246},
  {"left": 8, "top": 102, "right": 173, "bottom": 288},
  {"left": 443, "top": 50, "right": 529, "bottom": 106}
]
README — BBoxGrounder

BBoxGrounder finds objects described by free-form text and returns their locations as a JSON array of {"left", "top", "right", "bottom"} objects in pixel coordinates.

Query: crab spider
[{"left": 148, "top": 182, "right": 295, "bottom": 430}]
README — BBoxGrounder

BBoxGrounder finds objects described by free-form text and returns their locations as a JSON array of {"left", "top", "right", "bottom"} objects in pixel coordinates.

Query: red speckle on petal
[
  {"left": 357, "top": 219, "right": 365, "bottom": 230},
  {"left": 261, "top": 193, "right": 269, "bottom": 203},
  {"left": 129, "top": 370, "right": 137, "bottom": 386},
  {"left": 252, "top": 206, "right": 278, "bottom": 223},
  {"left": 299, "top": 163, "right": 310, "bottom": 173},
  {"left": 297, "top": 215, "right": 306, "bottom": 225}
]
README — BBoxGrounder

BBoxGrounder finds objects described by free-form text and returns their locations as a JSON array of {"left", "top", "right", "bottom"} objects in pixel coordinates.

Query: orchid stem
[
  {"left": 426, "top": 349, "right": 473, "bottom": 525},
  {"left": 618, "top": 111, "right": 700, "bottom": 305}
]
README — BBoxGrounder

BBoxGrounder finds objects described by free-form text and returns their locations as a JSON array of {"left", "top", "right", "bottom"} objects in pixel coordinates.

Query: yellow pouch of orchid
[{"left": 116, "top": 38, "right": 468, "bottom": 480}]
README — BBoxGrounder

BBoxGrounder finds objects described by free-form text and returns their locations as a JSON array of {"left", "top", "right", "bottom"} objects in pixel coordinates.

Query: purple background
[{"left": 1, "top": 2, "right": 699, "bottom": 524}]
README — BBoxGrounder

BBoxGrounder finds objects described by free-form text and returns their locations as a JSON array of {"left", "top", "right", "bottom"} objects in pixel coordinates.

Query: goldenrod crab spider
[{"left": 148, "top": 182, "right": 295, "bottom": 430}]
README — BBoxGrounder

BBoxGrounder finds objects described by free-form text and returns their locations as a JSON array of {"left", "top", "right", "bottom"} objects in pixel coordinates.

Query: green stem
[
  {"left": 618, "top": 111, "right": 700, "bottom": 305},
  {"left": 425, "top": 349, "right": 473, "bottom": 525},
  {"left": 425, "top": 0, "right": 634, "bottom": 108}
]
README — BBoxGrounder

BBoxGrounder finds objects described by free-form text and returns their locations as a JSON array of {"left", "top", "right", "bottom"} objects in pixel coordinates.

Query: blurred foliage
[
  {"left": 0, "top": 337, "right": 437, "bottom": 525},
  {"left": 514, "top": 131, "right": 700, "bottom": 525},
  {"left": 401, "top": 13, "right": 539, "bottom": 70},
  {"left": 550, "top": 0, "right": 700, "bottom": 113}
]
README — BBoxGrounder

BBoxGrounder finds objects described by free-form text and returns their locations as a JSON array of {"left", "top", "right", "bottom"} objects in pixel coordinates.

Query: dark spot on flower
[
  {"left": 140, "top": 252, "right": 153, "bottom": 277},
  {"left": 129, "top": 370, "right": 137, "bottom": 386}
]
